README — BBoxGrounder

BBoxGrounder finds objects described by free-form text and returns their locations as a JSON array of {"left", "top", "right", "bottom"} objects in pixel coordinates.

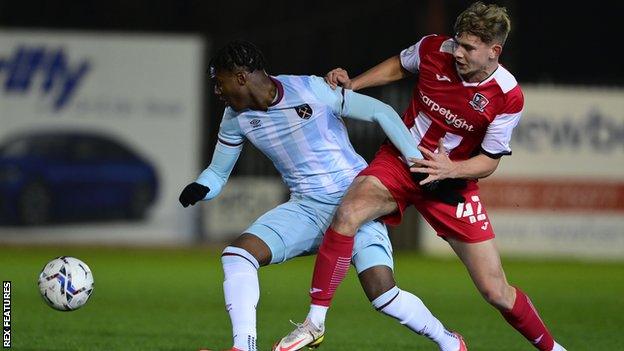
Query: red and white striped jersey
[{"left": 399, "top": 34, "right": 524, "bottom": 160}]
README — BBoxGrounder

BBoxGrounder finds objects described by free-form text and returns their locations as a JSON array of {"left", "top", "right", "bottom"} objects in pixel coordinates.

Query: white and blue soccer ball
[{"left": 38, "top": 256, "right": 95, "bottom": 311}]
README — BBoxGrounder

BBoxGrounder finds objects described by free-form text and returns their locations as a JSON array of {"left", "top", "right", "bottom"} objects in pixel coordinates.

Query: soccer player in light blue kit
[{"left": 179, "top": 41, "right": 465, "bottom": 351}]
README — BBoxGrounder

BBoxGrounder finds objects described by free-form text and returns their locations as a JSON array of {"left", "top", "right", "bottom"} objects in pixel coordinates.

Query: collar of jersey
[
  {"left": 458, "top": 64, "right": 500, "bottom": 87},
  {"left": 269, "top": 76, "right": 284, "bottom": 107}
]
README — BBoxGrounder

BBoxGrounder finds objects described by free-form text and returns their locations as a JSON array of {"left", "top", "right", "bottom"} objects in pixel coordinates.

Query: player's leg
[
  {"left": 353, "top": 222, "right": 466, "bottom": 351},
  {"left": 220, "top": 234, "right": 271, "bottom": 351},
  {"left": 309, "top": 144, "right": 418, "bottom": 311},
  {"left": 274, "top": 146, "right": 418, "bottom": 351},
  {"left": 416, "top": 185, "right": 565, "bottom": 350},
  {"left": 358, "top": 266, "right": 466, "bottom": 351},
  {"left": 275, "top": 222, "right": 468, "bottom": 351},
  {"left": 273, "top": 203, "right": 400, "bottom": 351},
  {"left": 309, "top": 175, "right": 398, "bottom": 307},
  {"left": 447, "top": 238, "right": 565, "bottom": 351},
  {"left": 222, "top": 198, "right": 325, "bottom": 351},
  {"left": 418, "top": 186, "right": 565, "bottom": 350}
]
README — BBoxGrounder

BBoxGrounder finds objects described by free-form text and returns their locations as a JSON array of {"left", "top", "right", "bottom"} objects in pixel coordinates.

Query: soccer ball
[{"left": 38, "top": 256, "right": 95, "bottom": 311}]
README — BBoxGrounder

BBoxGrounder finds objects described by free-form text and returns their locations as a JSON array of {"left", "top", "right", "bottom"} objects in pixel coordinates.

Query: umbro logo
[
  {"left": 436, "top": 74, "right": 451, "bottom": 82},
  {"left": 250, "top": 119, "right": 262, "bottom": 128}
]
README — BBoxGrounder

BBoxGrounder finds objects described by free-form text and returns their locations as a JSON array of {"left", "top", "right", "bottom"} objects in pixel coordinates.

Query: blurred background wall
[{"left": 0, "top": 0, "right": 622, "bottom": 258}]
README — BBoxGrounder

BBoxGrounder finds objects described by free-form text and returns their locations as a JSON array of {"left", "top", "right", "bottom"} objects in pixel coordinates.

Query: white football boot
[{"left": 272, "top": 319, "right": 325, "bottom": 351}]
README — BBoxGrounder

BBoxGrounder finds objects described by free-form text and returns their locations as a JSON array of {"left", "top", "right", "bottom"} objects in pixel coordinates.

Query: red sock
[
  {"left": 309, "top": 227, "right": 354, "bottom": 307},
  {"left": 501, "top": 287, "right": 554, "bottom": 351}
]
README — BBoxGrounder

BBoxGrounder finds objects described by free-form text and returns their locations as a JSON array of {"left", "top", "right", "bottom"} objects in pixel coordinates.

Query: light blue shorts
[{"left": 244, "top": 192, "right": 393, "bottom": 273}]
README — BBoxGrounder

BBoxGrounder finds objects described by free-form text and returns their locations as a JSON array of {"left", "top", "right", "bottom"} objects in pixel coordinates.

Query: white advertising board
[{"left": 0, "top": 30, "right": 205, "bottom": 245}]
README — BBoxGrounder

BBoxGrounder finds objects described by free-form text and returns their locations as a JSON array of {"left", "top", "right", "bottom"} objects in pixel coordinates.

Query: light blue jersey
[
  {"left": 199, "top": 75, "right": 422, "bottom": 199},
  {"left": 219, "top": 75, "right": 366, "bottom": 195},
  {"left": 195, "top": 74, "right": 422, "bottom": 267}
]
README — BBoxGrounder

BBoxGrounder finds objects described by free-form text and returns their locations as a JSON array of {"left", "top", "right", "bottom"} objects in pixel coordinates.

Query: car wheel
[
  {"left": 18, "top": 182, "right": 52, "bottom": 225},
  {"left": 127, "top": 182, "right": 152, "bottom": 220}
]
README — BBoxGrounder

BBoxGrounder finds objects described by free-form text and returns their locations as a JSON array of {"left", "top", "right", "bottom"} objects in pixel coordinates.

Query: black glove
[
  {"left": 179, "top": 182, "right": 210, "bottom": 207},
  {"left": 412, "top": 172, "right": 467, "bottom": 206},
  {"left": 429, "top": 178, "right": 467, "bottom": 206},
  {"left": 411, "top": 171, "right": 428, "bottom": 183}
]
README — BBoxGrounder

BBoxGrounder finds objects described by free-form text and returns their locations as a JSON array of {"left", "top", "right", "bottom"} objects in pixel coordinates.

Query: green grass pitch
[{"left": 2, "top": 245, "right": 623, "bottom": 350}]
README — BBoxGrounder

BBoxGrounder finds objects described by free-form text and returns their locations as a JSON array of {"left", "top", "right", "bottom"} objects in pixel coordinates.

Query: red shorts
[{"left": 358, "top": 144, "right": 495, "bottom": 243}]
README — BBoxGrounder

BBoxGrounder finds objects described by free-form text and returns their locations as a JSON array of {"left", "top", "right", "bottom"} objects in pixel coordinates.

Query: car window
[
  {"left": 72, "top": 137, "right": 136, "bottom": 161},
  {"left": 0, "top": 139, "right": 28, "bottom": 157},
  {"left": 103, "top": 140, "right": 135, "bottom": 160},
  {"left": 0, "top": 137, "right": 69, "bottom": 157},
  {"left": 73, "top": 138, "right": 99, "bottom": 160}
]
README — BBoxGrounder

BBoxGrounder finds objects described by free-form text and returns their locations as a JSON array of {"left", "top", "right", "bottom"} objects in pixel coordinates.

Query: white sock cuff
[
  {"left": 307, "top": 304, "right": 329, "bottom": 328},
  {"left": 371, "top": 286, "right": 400, "bottom": 311},
  {"left": 222, "top": 246, "right": 260, "bottom": 269}
]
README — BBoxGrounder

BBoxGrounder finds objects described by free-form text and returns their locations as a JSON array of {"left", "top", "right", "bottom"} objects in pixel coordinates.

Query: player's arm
[
  {"left": 409, "top": 139, "right": 500, "bottom": 184},
  {"left": 325, "top": 56, "right": 411, "bottom": 91},
  {"left": 179, "top": 113, "right": 244, "bottom": 207},
  {"left": 309, "top": 76, "right": 421, "bottom": 160},
  {"left": 410, "top": 109, "right": 522, "bottom": 184},
  {"left": 179, "top": 141, "right": 242, "bottom": 207},
  {"left": 196, "top": 141, "right": 242, "bottom": 199},
  {"left": 341, "top": 90, "right": 422, "bottom": 160},
  {"left": 454, "top": 154, "right": 500, "bottom": 178},
  {"left": 351, "top": 55, "right": 412, "bottom": 91},
  {"left": 326, "top": 38, "right": 426, "bottom": 91}
]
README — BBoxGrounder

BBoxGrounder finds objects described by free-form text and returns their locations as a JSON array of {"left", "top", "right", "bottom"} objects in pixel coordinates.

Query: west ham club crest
[
  {"left": 469, "top": 93, "right": 489, "bottom": 112},
  {"left": 295, "top": 104, "right": 313, "bottom": 119}
]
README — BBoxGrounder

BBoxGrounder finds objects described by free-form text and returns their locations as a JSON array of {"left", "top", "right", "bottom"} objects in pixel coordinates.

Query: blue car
[{"left": 0, "top": 131, "right": 159, "bottom": 225}]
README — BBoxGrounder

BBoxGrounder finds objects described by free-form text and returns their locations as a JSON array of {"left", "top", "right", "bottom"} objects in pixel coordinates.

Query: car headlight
[{"left": 0, "top": 166, "right": 23, "bottom": 184}]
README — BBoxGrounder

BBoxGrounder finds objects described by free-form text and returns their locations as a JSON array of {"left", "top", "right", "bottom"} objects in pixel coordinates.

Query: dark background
[
  {"left": 2, "top": 0, "right": 620, "bottom": 173},
  {"left": 2, "top": 0, "right": 620, "bottom": 85}
]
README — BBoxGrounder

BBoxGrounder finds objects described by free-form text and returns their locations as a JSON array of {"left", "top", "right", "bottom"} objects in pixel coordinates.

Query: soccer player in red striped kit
[{"left": 275, "top": 2, "right": 566, "bottom": 350}]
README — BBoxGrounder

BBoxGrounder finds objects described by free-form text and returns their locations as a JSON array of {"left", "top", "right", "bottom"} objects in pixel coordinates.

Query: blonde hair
[{"left": 454, "top": 2, "right": 511, "bottom": 45}]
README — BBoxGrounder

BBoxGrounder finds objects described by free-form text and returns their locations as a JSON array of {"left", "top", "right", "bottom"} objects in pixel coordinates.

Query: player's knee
[
  {"left": 228, "top": 234, "right": 272, "bottom": 266},
  {"left": 358, "top": 265, "right": 396, "bottom": 301},
  {"left": 479, "top": 284, "right": 508, "bottom": 309},
  {"left": 333, "top": 203, "right": 362, "bottom": 231},
  {"left": 221, "top": 246, "right": 260, "bottom": 270}
]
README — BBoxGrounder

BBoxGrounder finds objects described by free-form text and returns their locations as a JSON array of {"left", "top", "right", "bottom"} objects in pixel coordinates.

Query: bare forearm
[
  {"left": 351, "top": 55, "right": 411, "bottom": 91},
  {"left": 411, "top": 143, "right": 501, "bottom": 184},
  {"left": 452, "top": 154, "right": 500, "bottom": 179}
]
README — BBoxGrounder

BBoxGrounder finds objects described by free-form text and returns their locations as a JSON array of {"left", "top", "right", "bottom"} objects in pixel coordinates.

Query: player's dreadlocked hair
[
  {"left": 209, "top": 40, "right": 267, "bottom": 77},
  {"left": 454, "top": 2, "right": 511, "bottom": 45}
]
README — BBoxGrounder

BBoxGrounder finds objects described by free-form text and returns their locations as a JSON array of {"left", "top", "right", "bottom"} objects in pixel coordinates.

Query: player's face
[
  {"left": 213, "top": 68, "right": 250, "bottom": 111},
  {"left": 452, "top": 33, "right": 501, "bottom": 82}
]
